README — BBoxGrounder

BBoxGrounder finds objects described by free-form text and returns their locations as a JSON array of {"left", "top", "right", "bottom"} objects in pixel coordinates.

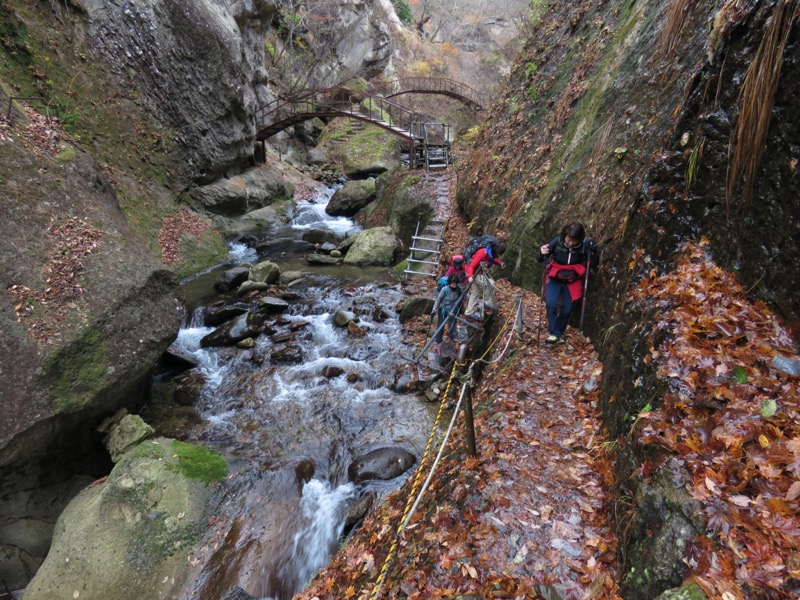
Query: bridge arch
[{"left": 376, "top": 77, "right": 485, "bottom": 110}]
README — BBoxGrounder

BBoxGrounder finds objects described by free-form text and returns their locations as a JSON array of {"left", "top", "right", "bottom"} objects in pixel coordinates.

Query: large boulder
[
  {"left": 364, "top": 170, "right": 435, "bottom": 249},
  {"left": 348, "top": 447, "right": 417, "bottom": 483},
  {"left": 342, "top": 227, "right": 401, "bottom": 266},
  {"left": 189, "top": 168, "right": 294, "bottom": 216},
  {"left": 325, "top": 179, "right": 377, "bottom": 217},
  {"left": 23, "top": 438, "right": 226, "bottom": 600}
]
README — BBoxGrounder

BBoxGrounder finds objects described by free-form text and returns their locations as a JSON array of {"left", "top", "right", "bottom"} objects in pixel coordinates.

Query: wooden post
[{"left": 463, "top": 384, "right": 477, "bottom": 457}]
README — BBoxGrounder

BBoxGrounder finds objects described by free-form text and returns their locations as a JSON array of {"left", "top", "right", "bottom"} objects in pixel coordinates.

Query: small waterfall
[{"left": 291, "top": 479, "right": 356, "bottom": 587}]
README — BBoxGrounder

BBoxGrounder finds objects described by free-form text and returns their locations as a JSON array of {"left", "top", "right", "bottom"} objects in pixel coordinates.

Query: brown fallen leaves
[
  {"left": 632, "top": 239, "right": 799, "bottom": 598},
  {"left": 159, "top": 208, "right": 211, "bottom": 266},
  {"left": 7, "top": 217, "right": 102, "bottom": 346}
]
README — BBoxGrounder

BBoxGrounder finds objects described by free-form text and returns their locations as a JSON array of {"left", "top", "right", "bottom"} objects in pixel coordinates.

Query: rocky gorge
[{"left": 1, "top": 0, "right": 799, "bottom": 598}]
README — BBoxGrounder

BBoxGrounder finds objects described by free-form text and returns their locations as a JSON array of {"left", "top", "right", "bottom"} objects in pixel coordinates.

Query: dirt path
[{"left": 294, "top": 174, "right": 621, "bottom": 599}]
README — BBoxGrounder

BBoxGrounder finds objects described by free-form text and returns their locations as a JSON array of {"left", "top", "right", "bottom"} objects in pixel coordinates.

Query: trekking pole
[{"left": 579, "top": 263, "right": 590, "bottom": 331}]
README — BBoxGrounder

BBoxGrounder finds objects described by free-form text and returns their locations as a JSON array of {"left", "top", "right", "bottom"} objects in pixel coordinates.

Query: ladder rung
[
  {"left": 409, "top": 246, "right": 439, "bottom": 252},
  {"left": 412, "top": 236, "right": 443, "bottom": 242},
  {"left": 406, "top": 258, "right": 439, "bottom": 265}
]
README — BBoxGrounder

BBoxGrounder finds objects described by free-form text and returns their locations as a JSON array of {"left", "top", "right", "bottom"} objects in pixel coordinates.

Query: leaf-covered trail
[{"left": 295, "top": 280, "right": 622, "bottom": 599}]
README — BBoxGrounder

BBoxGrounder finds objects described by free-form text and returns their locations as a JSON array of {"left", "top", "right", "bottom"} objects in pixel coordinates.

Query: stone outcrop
[
  {"left": 325, "top": 179, "right": 377, "bottom": 217},
  {"left": 0, "top": 137, "right": 183, "bottom": 590},
  {"left": 455, "top": 0, "right": 800, "bottom": 595},
  {"left": 189, "top": 167, "right": 294, "bottom": 216},
  {"left": 23, "top": 438, "right": 225, "bottom": 600}
]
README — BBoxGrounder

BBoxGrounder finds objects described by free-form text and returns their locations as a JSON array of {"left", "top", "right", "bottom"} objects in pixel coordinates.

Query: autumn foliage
[{"left": 632, "top": 240, "right": 800, "bottom": 597}]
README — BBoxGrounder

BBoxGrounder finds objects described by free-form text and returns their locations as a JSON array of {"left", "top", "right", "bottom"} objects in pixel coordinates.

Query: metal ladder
[{"left": 404, "top": 220, "right": 446, "bottom": 279}]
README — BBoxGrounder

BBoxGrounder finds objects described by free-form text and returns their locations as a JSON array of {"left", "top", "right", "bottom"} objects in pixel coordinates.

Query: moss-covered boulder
[
  {"left": 326, "top": 179, "right": 377, "bottom": 216},
  {"left": 364, "top": 169, "right": 434, "bottom": 249},
  {"left": 188, "top": 167, "right": 294, "bottom": 217},
  {"left": 23, "top": 438, "right": 226, "bottom": 600},
  {"left": 342, "top": 227, "right": 401, "bottom": 266}
]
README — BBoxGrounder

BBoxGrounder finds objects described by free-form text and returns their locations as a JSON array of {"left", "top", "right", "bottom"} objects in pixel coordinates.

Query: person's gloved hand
[{"left": 498, "top": 260, "right": 506, "bottom": 269}]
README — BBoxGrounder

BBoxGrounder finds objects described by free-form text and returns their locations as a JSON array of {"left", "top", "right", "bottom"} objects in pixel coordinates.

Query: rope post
[
  {"left": 463, "top": 383, "right": 477, "bottom": 457},
  {"left": 515, "top": 293, "right": 524, "bottom": 342}
]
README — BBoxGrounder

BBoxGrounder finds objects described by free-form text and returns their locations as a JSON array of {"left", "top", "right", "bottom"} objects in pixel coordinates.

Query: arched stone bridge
[
  {"left": 375, "top": 77, "right": 485, "bottom": 110},
  {"left": 253, "top": 78, "right": 483, "bottom": 168}
]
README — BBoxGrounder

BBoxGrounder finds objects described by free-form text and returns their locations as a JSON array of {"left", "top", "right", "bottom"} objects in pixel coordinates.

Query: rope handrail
[{"left": 369, "top": 295, "right": 524, "bottom": 599}]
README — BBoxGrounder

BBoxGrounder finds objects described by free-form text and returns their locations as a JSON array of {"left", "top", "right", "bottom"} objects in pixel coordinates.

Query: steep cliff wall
[{"left": 457, "top": 0, "right": 799, "bottom": 595}]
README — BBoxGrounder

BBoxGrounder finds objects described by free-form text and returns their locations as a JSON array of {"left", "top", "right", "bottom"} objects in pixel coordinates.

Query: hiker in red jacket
[
  {"left": 537, "top": 221, "right": 599, "bottom": 343},
  {"left": 464, "top": 239, "right": 506, "bottom": 319}
]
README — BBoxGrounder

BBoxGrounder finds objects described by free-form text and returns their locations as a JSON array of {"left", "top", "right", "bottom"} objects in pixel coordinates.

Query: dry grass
[
  {"left": 588, "top": 114, "right": 614, "bottom": 167},
  {"left": 726, "top": 0, "right": 798, "bottom": 213},
  {"left": 654, "top": 0, "right": 696, "bottom": 60}
]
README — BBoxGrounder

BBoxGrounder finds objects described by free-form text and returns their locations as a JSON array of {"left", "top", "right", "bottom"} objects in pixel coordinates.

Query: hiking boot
[{"left": 545, "top": 335, "right": 559, "bottom": 344}]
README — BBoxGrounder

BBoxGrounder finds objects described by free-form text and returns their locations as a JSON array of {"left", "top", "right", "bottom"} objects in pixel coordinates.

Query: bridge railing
[
  {"left": 374, "top": 77, "right": 486, "bottom": 109},
  {"left": 254, "top": 88, "right": 435, "bottom": 140}
]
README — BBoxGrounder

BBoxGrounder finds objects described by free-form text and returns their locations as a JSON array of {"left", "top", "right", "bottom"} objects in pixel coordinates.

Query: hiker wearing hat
[
  {"left": 431, "top": 272, "right": 467, "bottom": 349},
  {"left": 444, "top": 255, "right": 466, "bottom": 278},
  {"left": 537, "top": 221, "right": 599, "bottom": 343}
]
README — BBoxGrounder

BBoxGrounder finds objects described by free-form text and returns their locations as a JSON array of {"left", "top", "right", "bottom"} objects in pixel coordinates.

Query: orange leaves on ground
[
  {"left": 631, "top": 240, "right": 800, "bottom": 596},
  {"left": 159, "top": 207, "right": 211, "bottom": 265}
]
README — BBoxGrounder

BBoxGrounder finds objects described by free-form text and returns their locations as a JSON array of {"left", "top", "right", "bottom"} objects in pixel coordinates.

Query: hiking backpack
[{"left": 463, "top": 235, "right": 497, "bottom": 265}]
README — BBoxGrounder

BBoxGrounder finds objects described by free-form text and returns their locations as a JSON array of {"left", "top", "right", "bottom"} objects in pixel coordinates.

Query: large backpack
[{"left": 463, "top": 235, "right": 497, "bottom": 265}]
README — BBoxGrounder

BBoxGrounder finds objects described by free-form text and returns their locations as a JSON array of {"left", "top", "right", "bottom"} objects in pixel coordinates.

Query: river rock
[
  {"left": 162, "top": 343, "right": 200, "bottom": 370},
  {"left": 330, "top": 249, "right": 343, "bottom": 258},
  {"left": 280, "top": 271, "right": 305, "bottom": 284},
  {"left": 301, "top": 229, "right": 343, "bottom": 245},
  {"left": 399, "top": 296, "right": 435, "bottom": 323},
  {"left": 256, "top": 237, "right": 317, "bottom": 254},
  {"left": 319, "top": 242, "right": 338, "bottom": 254},
  {"left": 306, "top": 253, "right": 341, "bottom": 265},
  {"left": 23, "top": 438, "right": 225, "bottom": 600},
  {"left": 348, "top": 321, "right": 366, "bottom": 337},
  {"left": 344, "top": 492, "right": 375, "bottom": 526},
  {"left": 271, "top": 344, "right": 304, "bottom": 363},
  {"left": 249, "top": 260, "right": 281, "bottom": 284},
  {"left": 105, "top": 414, "right": 155, "bottom": 463},
  {"left": 215, "top": 267, "right": 251, "bottom": 292},
  {"left": 342, "top": 227, "right": 400, "bottom": 266},
  {"left": 334, "top": 310, "right": 357, "bottom": 327},
  {"left": 237, "top": 280, "right": 270, "bottom": 295},
  {"left": 237, "top": 337, "right": 256, "bottom": 349},
  {"left": 348, "top": 447, "right": 417, "bottom": 483},
  {"left": 259, "top": 296, "right": 290, "bottom": 313},
  {"left": 325, "top": 179, "right": 377, "bottom": 217},
  {"left": 201, "top": 312, "right": 261, "bottom": 347},
  {"left": 203, "top": 302, "right": 250, "bottom": 327},
  {"left": 321, "top": 365, "right": 344, "bottom": 378}
]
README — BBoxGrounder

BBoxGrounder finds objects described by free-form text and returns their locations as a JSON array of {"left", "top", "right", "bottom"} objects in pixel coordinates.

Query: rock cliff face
[
  {"left": 0, "top": 134, "right": 184, "bottom": 590},
  {"left": 456, "top": 0, "right": 799, "bottom": 595},
  {"left": 0, "top": 0, "right": 401, "bottom": 590}
]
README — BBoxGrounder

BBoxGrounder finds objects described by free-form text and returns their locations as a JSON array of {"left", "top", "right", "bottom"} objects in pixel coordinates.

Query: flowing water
[{"left": 148, "top": 185, "right": 435, "bottom": 600}]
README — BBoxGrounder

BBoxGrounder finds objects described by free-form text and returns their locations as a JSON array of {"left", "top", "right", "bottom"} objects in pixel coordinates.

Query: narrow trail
[{"left": 294, "top": 173, "right": 621, "bottom": 599}]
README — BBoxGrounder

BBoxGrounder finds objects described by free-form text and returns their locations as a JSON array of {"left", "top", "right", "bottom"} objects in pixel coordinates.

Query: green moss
[
  {"left": 173, "top": 229, "right": 228, "bottom": 279},
  {"left": 170, "top": 440, "right": 227, "bottom": 484},
  {"left": 55, "top": 145, "right": 76, "bottom": 161}
]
